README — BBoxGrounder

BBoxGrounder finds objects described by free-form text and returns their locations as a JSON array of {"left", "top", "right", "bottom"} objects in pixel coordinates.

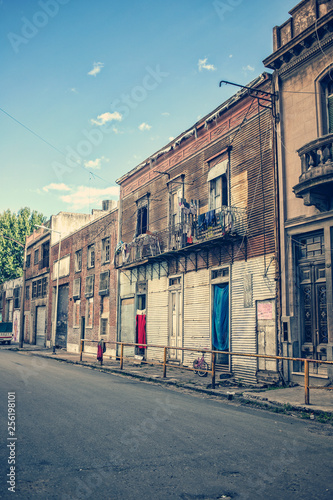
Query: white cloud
[
  {"left": 61, "top": 186, "right": 120, "bottom": 210},
  {"left": 43, "top": 183, "right": 71, "bottom": 193},
  {"left": 91, "top": 111, "right": 122, "bottom": 126},
  {"left": 88, "top": 62, "right": 104, "bottom": 77},
  {"left": 138, "top": 122, "right": 152, "bottom": 131},
  {"left": 169, "top": 136, "right": 174, "bottom": 142},
  {"left": 84, "top": 157, "right": 109, "bottom": 170},
  {"left": 162, "top": 112, "right": 170, "bottom": 116},
  {"left": 198, "top": 58, "right": 216, "bottom": 72},
  {"left": 229, "top": 54, "right": 233, "bottom": 58},
  {"left": 243, "top": 64, "right": 255, "bottom": 72}
]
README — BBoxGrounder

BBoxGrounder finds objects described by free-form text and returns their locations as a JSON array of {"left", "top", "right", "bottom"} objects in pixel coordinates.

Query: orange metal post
[
  {"left": 163, "top": 347, "right": 167, "bottom": 378},
  {"left": 304, "top": 359, "right": 310, "bottom": 405},
  {"left": 120, "top": 343, "right": 124, "bottom": 370},
  {"left": 211, "top": 352, "right": 216, "bottom": 389},
  {"left": 79, "top": 339, "right": 83, "bottom": 362}
]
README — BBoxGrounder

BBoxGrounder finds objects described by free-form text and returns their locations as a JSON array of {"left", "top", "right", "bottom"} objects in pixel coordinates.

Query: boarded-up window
[
  {"left": 244, "top": 273, "right": 253, "bottom": 308},
  {"left": 86, "top": 298, "right": 93, "bottom": 328},
  {"left": 73, "top": 278, "right": 81, "bottom": 300},
  {"left": 73, "top": 300, "right": 80, "bottom": 328}
]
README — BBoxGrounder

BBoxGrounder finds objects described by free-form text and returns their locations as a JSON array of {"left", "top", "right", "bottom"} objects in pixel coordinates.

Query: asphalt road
[{"left": 0, "top": 349, "right": 332, "bottom": 500}]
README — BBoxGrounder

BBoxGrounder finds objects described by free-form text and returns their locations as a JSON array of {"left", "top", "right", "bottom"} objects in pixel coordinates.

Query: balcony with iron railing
[
  {"left": 115, "top": 205, "right": 247, "bottom": 268},
  {"left": 294, "top": 133, "right": 333, "bottom": 211}
]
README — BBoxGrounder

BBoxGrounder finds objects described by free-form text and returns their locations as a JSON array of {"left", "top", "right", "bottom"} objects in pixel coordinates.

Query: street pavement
[
  {"left": 5, "top": 343, "right": 333, "bottom": 415},
  {"left": 0, "top": 349, "right": 333, "bottom": 500}
]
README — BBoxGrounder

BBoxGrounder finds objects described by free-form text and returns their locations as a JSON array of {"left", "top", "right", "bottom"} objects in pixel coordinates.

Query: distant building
[
  {"left": 48, "top": 203, "right": 118, "bottom": 354},
  {"left": 24, "top": 209, "right": 114, "bottom": 347},
  {"left": 264, "top": 0, "right": 333, "bottom": 384},
  {"left": 0, "top": 277, "right": 23, "bottom": 342}
]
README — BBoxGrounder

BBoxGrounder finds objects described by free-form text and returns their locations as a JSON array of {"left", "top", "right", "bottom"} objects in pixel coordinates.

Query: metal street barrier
[{"left": 78, "top": 339, "right": 333, "bottom": 405}]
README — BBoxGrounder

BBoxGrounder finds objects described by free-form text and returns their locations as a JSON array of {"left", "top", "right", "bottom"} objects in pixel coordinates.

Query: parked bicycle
[{"left": 193, "top": 352, "right": 209, "bottom": 377}]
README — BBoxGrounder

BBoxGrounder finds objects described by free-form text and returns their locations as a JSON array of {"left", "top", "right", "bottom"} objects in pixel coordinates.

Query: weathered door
[
  {"left": 169, "top": 289, "right": 182, "bottom": 360},
  {"left": 121, "top": 297, "right": 135, "bottom": 356},
  {"left": 36, "top": 306, "right": 46, "bottom": 347},
  {"left": 55, "top": 284, "right": 69, "bottom": 348}
]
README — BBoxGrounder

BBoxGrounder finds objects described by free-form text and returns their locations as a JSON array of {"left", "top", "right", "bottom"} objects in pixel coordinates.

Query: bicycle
[{"left": 193, "top": 352, "right": 209, "bottom": 377}]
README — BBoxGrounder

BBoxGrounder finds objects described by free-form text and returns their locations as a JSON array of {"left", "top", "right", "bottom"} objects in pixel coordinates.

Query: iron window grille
[{"left": 14, "top": 287, "right": 20, "bottom": 309}]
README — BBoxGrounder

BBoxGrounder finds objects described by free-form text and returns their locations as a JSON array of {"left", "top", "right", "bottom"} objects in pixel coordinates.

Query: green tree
[{"left": 0, "top": 207, "right": 46, "bottom": 284}]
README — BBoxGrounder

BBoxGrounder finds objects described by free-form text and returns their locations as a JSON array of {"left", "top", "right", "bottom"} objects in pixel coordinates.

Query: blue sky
[{"left": 1, "top": 0, "right": 296, "bottom": 217}]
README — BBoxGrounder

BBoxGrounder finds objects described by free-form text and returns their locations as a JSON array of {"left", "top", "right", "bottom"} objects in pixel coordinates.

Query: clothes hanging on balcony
[
  {"left": 136, "top": 309, "right": 146, "bottom": 348},
  {"left": 198, "top": 214, "right": 206, "bottom": 231},
  {"left": 205, "top": 209, "right": 216, "bottom": 228}
]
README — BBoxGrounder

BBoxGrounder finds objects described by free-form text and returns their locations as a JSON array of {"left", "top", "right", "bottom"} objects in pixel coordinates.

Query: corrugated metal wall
[
  {"left": 231, "top": 253, "right": 276, "bottom": 383},
  {"left": 183, "top": 269, "right": 210, "bottom": 366},
  {"left": 146, "top": 275, "right": 168, "bottom": 361}
]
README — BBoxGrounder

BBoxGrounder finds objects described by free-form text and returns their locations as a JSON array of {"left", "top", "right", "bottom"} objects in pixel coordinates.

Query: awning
[{"left": 207, "top": 159, "right": 228, "bottom": 182}]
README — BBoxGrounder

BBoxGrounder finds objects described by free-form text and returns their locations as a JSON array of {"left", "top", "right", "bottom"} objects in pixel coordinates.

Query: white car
[{"left": 0, "top": 322, "right": 13, "bottom": 345}]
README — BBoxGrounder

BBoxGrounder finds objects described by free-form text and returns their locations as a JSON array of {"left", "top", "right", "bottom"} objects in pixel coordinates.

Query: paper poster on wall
[
  {"left": 13, "top": 310, "right": 20, "bottom": 342},
  {"left": 257, "top": 300, "right": 274, "bottom": 320}
]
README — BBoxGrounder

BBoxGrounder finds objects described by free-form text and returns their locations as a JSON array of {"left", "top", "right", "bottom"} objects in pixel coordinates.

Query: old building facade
[
  {"left": 116, "top": 74, "right": 279, "bottom": 383},
  {"left": 48, "top": 204, "right": 118, "bottom": 355},
  {"left": 0, "top": 277, "right": 23, "bottom": 342},
  {"left": 264, "top": 0, "right": 333, "bottom": 383}
]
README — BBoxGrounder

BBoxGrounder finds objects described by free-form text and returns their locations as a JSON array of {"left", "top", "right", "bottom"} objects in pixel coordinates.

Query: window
[
  {"left": 87, "top": 245, "right": 95, "bottom": 269},
  {"left": 73, "top": 278, "right": 81, "bottom": 300},
  {"left": 73, "top": 301, "right": 80, "bottom": 328},
  {"left": 102, "top": 237, "right": 110, "bottom": 263},
  {"left": 25, "top": 286, "right": 30, "bottom": 301},
  {"left": 99, "top": 271, "right": 110, "bottom": 295},
  {"left": 31, "top": 278, "right": 47, "bottom": 299},
  {"left": 41, "top": 242, "right": 49, "bottom": 268},
  {"left": 211, "top": 268, "right": 229, "bottom": 280},
  {"left": 14, "top": 287, "right": 20, "bottom": 309},
  {"left": 75, "top": 250, "right": 82, "bottom": 272},
  {"left": 100, "top": 318, "right": 108, "bottom": 337},
  {"left": 170, "top": 187, "right": 181, "bottom": 228},
  {"left": 26, "top": 255, "right": 31, "bottom": 269},
  {"left": 42, "top": 277, "right": 48, "bottom": 297},
  {"left": 85, "top": 275, "right": 95, "bottom": 298},
  {"left": 169, "top": 277, "right": 181, "bottom": 286},
  {"left": 34, "top": 249, "right": 39, "bottom": 265},
  {"left": 209, "top": 175, "right": 228, "bottom": 210},
  {"left": 135, "top": 196, "right": 149, "bottom": 236},
  {"left": 208, "top": 158, "right": 228, "bottom": 210},
  {"left": 0, "top": 292, "right": 3, "bottom": 310},
  {"left": 86, "top": 298, "right": 93, "bottom": 328},
  {"left": 319, "top": 73, "right": 333, "bottom": 134}
]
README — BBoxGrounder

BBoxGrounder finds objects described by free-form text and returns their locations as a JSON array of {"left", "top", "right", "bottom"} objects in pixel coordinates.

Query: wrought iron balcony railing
[{"left": 115, "top": 205, "right": 247, "bottom": 268}]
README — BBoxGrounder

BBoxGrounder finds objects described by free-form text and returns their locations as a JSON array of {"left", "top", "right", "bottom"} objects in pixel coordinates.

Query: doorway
[
  {"left": 169, "top": 286, "right": 182, "bottom": 361},
  {"left": 297, "top": 232, "right": 328, "bottom": 374},
  {"left": 81, "top": 316, "right": 85, "bottom": 351},
  {"left": 36, "top": 306, "right": 46, "bottom": 347},
  {"left": 55, "top": 284, "right": 69, "bottom": 348},
  {"left": 212, "top": 283, "right": 229, "bottom": 365}
]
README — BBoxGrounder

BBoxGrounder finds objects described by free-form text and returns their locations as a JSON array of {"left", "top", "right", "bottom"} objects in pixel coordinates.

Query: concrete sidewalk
[{"left": 7, "top": 343, "right": 333, "bottom": 418}]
